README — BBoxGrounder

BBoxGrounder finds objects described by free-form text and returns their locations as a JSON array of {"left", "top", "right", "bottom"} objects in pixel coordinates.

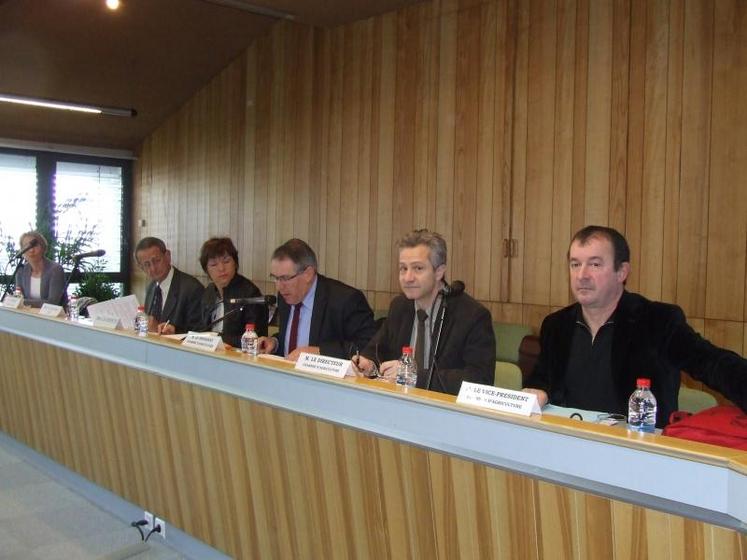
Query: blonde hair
[{"left": 20, "top": 230, "right": 48, "bottom": 252}]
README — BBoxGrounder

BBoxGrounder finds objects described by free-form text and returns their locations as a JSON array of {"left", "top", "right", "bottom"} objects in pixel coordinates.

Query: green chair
[
  {"left": 678, "top": 387, "right": 718, "bottom": 414},
  {"left": 493, "top": 322, "right": 533, "bottom": 363},
  {"left": 494, "top": 362, "right": 522, "bottom": 390}
]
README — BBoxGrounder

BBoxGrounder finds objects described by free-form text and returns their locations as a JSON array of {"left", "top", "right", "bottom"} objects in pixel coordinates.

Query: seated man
[
  {"left": 258, "top": 239, "right": 378, "bottom": 360},
  {"left": 135, "top": 237, "right": 204, "bottom": 334},
  {"left": 353, "top": 229, "right": 495, "bottom": 395},
  {"left": 523, "top": 225, "right": 747, "bottom": 426}
]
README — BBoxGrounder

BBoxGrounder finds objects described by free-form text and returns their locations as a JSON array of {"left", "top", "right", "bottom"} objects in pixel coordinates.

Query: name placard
[
  {"left": 2, "top": 295, "right": 23, "bottom": 309},
  {"left": 295, "top": 352, "right": 351, "bottom": 378},
  {"left": 457, "top": 382, "right": 542, "bottom": 417},
  {"left": 182, "top": 333, "right": 224, "bottom": 352},
  {"left": 93, "top": 314, "right": 122, "bottom": 330},
  {"left": 39, "top": 303, "right": 65, "bottom": 318}
]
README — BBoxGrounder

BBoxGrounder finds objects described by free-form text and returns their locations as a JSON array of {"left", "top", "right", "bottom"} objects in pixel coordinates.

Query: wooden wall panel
[
  {"left": 2, "top": 332, "right": 747, "bottom": 558},
  {"left": 133, "top": 0, "right": 747, "bottom": 349}
]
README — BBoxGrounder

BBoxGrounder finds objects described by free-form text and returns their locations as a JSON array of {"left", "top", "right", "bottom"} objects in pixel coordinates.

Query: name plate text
[
  {"left": 295, "top": 352, "right": 351, "bottom": 378},
  {"left": 457, "top": 382, "right": 542, "bottom": 416}
]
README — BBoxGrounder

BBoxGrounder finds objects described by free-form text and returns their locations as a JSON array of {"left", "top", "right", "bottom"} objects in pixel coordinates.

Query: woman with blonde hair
[{"left": 14, "top": 231, "right": 67, "bottom": 307}]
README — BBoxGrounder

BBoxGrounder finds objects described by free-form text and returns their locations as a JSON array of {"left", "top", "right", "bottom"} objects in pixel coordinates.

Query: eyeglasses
[
  {"left": 138, "top": 255, "right": 163, "bottom": 270},
  {"left": 269, "top": 268, "right": 306, "bottom": 284}
]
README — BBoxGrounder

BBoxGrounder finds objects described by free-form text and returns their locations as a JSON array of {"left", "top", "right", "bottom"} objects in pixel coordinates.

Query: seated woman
[
  {"left": 198, "top": 237, "right": 268, "bottom": 347},
  {"left": 14, "top": 231, "right": 68, "bottom": 308}
]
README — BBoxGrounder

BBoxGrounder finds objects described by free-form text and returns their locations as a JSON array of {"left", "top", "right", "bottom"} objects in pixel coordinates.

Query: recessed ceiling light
[{"left": 106, "top": 0, "right": 120, "bottom": 10}]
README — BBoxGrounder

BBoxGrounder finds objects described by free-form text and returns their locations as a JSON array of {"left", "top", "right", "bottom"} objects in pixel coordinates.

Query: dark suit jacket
[
  {"left": 200, "top": 273, "right": 268, "bottom": 348},
  {"left": 144, "top": 267, "right": 204, "bottom": 334},
  {"left": 363, "top": 292, "right": 496, "bottom": 395},
  {"left": 276, "top": 274, "right": 377, "bottom": 359},
  {"left": 524, "top": 291, "right": 747, "bottom": 427},
  {"left": 15, "top": 257, "right": 67, "bottom": 308}
]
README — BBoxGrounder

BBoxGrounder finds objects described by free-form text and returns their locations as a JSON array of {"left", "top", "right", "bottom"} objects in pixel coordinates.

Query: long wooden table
[{"left": 1, "top": 306, "right": 745, "bottom": 558}]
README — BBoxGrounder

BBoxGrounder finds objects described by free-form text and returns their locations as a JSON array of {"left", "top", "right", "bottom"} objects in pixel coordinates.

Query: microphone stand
[
  {"left": 205, "top": 304, "right": 246, "bottom": 331},
  {"left": 424, "top": 294, "right": 449, "bottom": 391},
  {"left": 63, "top": 258, "right": 83, "bottom": 302}
]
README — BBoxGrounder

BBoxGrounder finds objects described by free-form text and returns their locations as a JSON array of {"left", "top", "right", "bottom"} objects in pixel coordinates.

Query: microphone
[
  {"left": 440, "top": 280, "right": 465, "bottom": 298},
  {"left": 73, "top": 249, "right": 106, "bottom": 261},
  {"left": 228, "top": 295, "right": 277, "bottom": 306},
  {"left": 12, "top": 238, "right": 39, "bottom": 260}
]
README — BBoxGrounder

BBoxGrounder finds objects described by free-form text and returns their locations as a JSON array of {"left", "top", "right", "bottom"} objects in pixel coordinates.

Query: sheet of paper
[{"left": 86, "top": 294, "right": 140, "bottom": 330}]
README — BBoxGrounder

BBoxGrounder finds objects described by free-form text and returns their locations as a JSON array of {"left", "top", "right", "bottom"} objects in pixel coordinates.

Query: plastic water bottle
[
  {"left": 241, "top": 323, "right": 259, "bottom": 356},
  {"left": 68, "top": 294, "right": 79, "bottom": 321},
  {"left": 628, "top": 378, "right": 657, "bottom": 433},
  {"left": 13, "top": 287, "right": 23, "bottom": 306},
  {"left": 396, "top": 346, "right": 417, "bottom": 388},
  {"left": 135, "top": 305, "right": 149, "bottom": 337}
]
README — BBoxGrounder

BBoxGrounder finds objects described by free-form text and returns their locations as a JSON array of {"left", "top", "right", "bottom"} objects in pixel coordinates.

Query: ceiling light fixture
[
  {"left": 0, "top": 93, "right": 136, "bottom": 117},
  {"left": 106, "top": 0, "right": 120, "bottom": 10}
]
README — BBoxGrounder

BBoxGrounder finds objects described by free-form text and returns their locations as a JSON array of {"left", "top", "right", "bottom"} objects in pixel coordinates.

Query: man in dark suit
[
  {"left": 135, "top": 237, "right": 204, "bottom": 334},
  {"left": 522, "top": 225, "right": 747, "bottom": 426},
  {"left": 257, "top": 239, "right": 377, "bottom": 360},
  {"left": 353, "top": 229, "right": 496, "bottom": 395}
]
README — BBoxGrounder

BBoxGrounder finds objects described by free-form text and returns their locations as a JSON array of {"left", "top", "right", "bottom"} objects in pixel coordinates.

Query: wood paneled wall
[
  {"left": 2, "top": 331, "right": 745, "bottom": 559},
  {"left": 134, "top": 0, "right": 747, "bottom": 354}
]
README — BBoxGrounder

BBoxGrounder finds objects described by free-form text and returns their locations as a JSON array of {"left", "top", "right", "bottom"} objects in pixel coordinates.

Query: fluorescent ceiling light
[
  {"left": 0, "top": 93, "right": 136, "bottom": 117},
  {"left": 202, "top": 0, "right": 294, "bottom": 20}
]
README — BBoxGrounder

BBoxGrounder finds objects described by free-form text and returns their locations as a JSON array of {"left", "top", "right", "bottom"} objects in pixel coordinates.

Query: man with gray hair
[
  {"left": 257, "top": 238, "right": 378, "bottom": 360},
  {"left": 353, "top": 229, "right": 495, "bottom": 395}
]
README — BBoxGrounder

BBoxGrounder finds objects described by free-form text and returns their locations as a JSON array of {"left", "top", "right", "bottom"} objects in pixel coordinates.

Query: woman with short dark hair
[{"left": 198, "top": 237, "right": 268, "bottom": 347}]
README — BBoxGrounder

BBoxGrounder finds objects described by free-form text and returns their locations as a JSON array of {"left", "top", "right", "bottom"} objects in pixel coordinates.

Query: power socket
[
  {"left": 143, "top": 511, "right": 154, "bottom": 533},
  {"left": 154, "top": 517, "right": 166, "bottom": 539}
]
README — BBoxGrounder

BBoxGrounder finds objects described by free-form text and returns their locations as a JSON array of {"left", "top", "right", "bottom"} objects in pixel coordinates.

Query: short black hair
[
  {"left": 199, "top": 237, "right": 239, "bottom": 273},
  {"left": 134, "top": 237, "right": 167, "bottom": 258},
  {"left": 570, "top": 225, "right": 630, "bottom": 271},
  {"left": 271, "top": 239, "right": 318, "bottom": 272}
]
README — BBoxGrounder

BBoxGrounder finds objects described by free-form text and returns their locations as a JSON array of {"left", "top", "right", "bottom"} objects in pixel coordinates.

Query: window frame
[{"left": 0, "top": 146, "right": 133, "bottom": 295}]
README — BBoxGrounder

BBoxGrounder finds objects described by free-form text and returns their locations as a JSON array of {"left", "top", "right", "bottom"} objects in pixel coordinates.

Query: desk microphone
[
  {"left": 73, "top": 249, "right": 106, "bottom": 261},
  {"left": 12, "top": 239, "right": 39, "bottom": 260},
  {"left": 228, "top": 295, "right": 277, "bottom": 306},
  {"left": 440, "top": 280, "right": 465, "bottom": 298}
]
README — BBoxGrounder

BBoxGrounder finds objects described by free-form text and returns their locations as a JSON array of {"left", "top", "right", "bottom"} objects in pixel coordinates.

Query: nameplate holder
[
  {"left": 295, "top": 352, "right": 350, "bottom": 378},
  {"left": 93, "top": 314, "right": 122, "bottom": 330},
  {"left": 182, "top": 333, "right": 224, "bottom": 352},
  {"left": 39, "top": 303, "right": 65, "bottom": 318},
  {"left": 457, "top": 382, "right": 542, "bottom": 416},
  {"left": 2, "top": 295, "right": 22, "bottom": 309}
]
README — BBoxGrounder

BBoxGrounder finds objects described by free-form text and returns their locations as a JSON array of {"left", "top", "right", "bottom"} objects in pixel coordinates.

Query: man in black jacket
[
  {"left": 257, "top": 239, "right": 377, "bottom": 360},
  {"left": 135, "top": 237, "right": 204, "bottom": 334},
  {"left": 523, "top": 225, "right": 747, "bottom": 426},
  {"left": 353, "top": 229, "right": 495, "bottom": 395}
]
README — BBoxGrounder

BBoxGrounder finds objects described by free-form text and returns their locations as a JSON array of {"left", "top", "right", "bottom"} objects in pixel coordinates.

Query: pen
[{"left": 158, "top": 319, "right": 170, "bottom": 335}]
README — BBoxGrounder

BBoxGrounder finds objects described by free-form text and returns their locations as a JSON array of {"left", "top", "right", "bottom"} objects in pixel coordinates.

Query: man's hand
[
  {"left": 522, "top": 388, "right": 548, "bottom": 407},
  {"left": 157, "top": 322, "right": 176, "bottom": 335},
  {"left": 377, "top": 360, "right": 400, "bottom": 382},
  {"left": 287, "top": 345, "right": 320, "bottom": 361},
  {"left": 257, "top": 336, "right": 277, "bottom": 354},
  {"left": 351, "top": 355, "right": 375, "bottom": 377}
]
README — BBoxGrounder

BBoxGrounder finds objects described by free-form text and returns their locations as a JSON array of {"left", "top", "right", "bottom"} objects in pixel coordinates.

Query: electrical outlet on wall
[
  {"left": 143, "top": 511, "right": 154, "bottom": 533},
  {"left": 154, "top": 517, "right": 166, "bottom": 539}
]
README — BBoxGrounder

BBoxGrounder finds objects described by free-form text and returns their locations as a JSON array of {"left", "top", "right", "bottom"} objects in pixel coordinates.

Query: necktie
[
  {"left": 152, "top": 284, "right": 163, "bottom": 322},
  {"left": 288, "top": 303, "right": 301, "bottom": 355},
  {"left": 415, "top": 309, "right": 428, "bottom": 384}
]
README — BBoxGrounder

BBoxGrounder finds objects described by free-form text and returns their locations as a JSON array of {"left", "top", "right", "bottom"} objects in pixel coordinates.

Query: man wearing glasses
[
  {"left": 258, "top": 238, "right": 378, "bottom": 360},
  {"left": 134, "top": 237, "right": 204, "bottom": 335}
]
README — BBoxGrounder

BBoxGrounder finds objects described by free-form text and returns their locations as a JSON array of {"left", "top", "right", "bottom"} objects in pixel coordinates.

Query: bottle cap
[
  {"left": 636, "top": 378, "right": 651, "bottom": 388},
  {"left": 402, "top": 346, "right": 413, "bottom": 354},
  {"left": 245, "top": 323, "right": 255, "bottom": 331},
  {"left": 137, "top": 305, "right": 145, "bottom": 311}
]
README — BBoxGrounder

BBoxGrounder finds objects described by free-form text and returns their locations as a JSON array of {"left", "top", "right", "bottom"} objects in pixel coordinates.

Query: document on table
[{"left": 87, "top": 294, "right": 140, "bottom": 330}]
